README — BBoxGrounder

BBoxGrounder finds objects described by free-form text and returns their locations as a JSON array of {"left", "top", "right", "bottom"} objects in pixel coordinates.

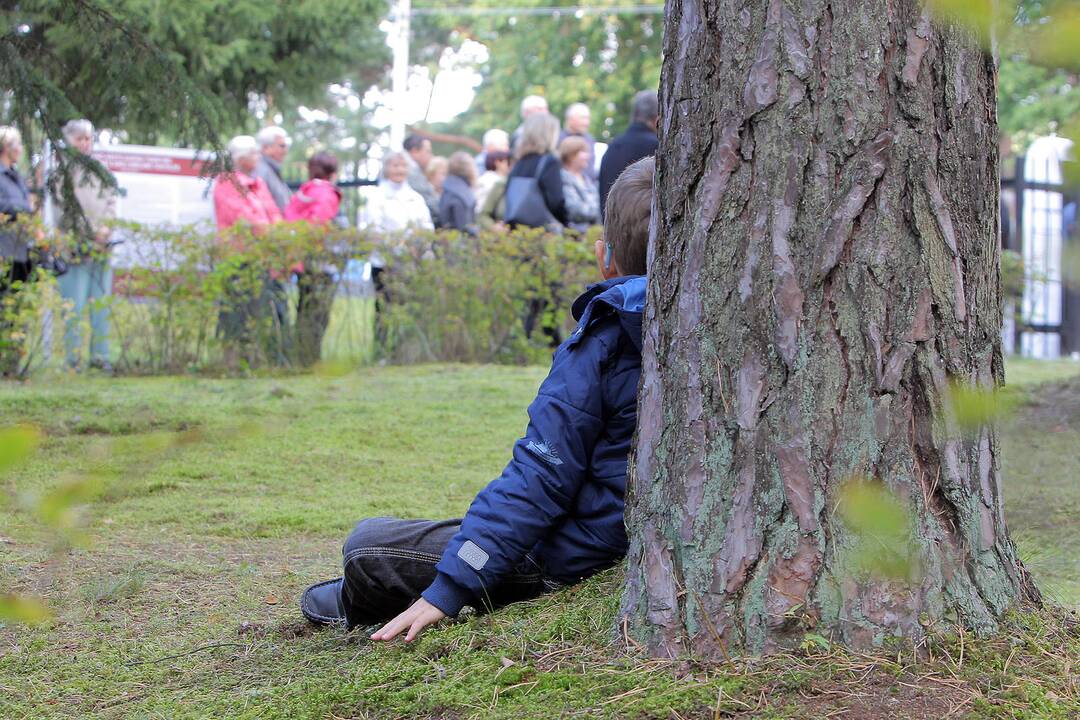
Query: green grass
[
  {"left": 1000, "top": 359, "right": 1080, "bottom": 607},
  {"left": 1005, "top": 357, "right": 1080, "bottom": 387},
  {"left": 1, "top": 360, "right": 1078, "bottom": 719}
]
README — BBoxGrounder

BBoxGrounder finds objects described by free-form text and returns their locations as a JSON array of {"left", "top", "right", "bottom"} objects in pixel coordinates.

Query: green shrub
[
  {"left": 377, "top": 227, "right": 599, "bottom": 365},
  {"left": 4, "top": 220, "right": 600, "bottom": 376}
]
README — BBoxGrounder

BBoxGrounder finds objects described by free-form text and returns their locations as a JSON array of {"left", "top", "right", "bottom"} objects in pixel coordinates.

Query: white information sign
[{"left": 91, "top": 144, "right": 215, "bottom": 268}]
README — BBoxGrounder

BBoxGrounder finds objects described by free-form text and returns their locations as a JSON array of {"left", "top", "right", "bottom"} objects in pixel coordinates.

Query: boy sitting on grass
[{"left": 300, "top": 156, "right": 654, "bottom": 642}]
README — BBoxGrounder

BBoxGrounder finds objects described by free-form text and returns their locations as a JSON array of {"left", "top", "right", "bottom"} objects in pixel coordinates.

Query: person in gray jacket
[
  {"left": 252, "top": 125, "right": 292, "bottom": 350},
  {"left": 558, "top": 136, "right": 600, "bottom": 231},
  {"left": 0, "top": 126, "right": 31, "bottom": 270},
  {"left": 54, "top": 119, "right": 118, "bottom": 371},
  {"left": 403, "top": 134, "right": 441, "bottom": 221},
  {"left": 438, "top": 152, "right": 478, "bottom": 234},
  {"left": 253, "top": 126, "right": 292, "bottom": 212},
  {"left": 0, "top": 125, "right": 35, "bottom": 376}
]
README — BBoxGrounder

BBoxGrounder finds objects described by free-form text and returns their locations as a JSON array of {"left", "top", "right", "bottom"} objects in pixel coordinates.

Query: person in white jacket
[
  {"left": 357, "top": 152, "right": 434, "bottom": 341},
  {"left": 357, "top": 152, "right": 433, "bottom": 237}
]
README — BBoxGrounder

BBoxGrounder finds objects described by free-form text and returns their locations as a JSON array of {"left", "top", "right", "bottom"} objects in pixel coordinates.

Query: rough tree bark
[{"left": 621, "top": 0, "right": 1041, "bottom": 656}]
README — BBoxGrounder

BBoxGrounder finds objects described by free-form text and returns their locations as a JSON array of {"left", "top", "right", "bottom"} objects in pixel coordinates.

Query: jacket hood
[{"left": 570, "top": 275, "right": 646, "bottom": 352}]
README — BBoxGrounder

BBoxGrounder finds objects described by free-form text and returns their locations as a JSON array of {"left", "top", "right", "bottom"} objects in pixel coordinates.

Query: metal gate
[{"left": 1001, "top": 136, "right": 1078, "bottom": 359}]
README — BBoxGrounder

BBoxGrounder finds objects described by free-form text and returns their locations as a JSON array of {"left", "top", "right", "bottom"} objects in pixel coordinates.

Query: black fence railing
[{"left": 1001, "top": 156, "right": 1079, "bottom": 356}]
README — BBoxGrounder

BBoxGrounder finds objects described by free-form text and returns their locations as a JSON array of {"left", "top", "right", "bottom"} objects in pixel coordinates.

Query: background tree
[
  {"left": 621, "top": 0, "right": 1042, "bottom": 657},
  {"left": 997, "top": 0, "right": 1080, "bottom": 148},
  {"left": 410, "top": 0, "right": 663, "bottom": 142},
  {"left": 1, "top": 0, "right": 388, "bottom": 226},
  {"left": 0, "top": 0, "right": 387, "bottom": 153}
]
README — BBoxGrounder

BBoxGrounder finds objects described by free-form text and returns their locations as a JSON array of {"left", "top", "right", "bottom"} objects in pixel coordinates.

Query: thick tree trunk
[{"left": 621, "top": 0, "right": 1040, "bottom": 656}]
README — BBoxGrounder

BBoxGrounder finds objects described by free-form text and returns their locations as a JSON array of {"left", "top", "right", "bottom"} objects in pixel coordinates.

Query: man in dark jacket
[
  {"left": 598, "top": 90, "right": 659, "bottom": 220},
  {"left": 301, "top": 158, "right": 656, "bottom": 640}
]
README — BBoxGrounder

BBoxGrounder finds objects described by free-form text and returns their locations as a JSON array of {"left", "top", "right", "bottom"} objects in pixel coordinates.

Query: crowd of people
[
  {"left": 1, "top": 120, "right": 120, "bottom": 374},
  {"left": 0, "top": 88, "right": 660, "bottom": 375},
  {"left": 352, "top": 89, "right": 660, "bottom": 237}
]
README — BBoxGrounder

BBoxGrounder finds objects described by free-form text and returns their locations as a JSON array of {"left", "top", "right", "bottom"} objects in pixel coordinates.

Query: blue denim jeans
[
  {"left": 340, "top": 517, "right": 561, "bottom": 628},
  {"left": 56, "top": 259, "right": 112, "bottom": 365}
]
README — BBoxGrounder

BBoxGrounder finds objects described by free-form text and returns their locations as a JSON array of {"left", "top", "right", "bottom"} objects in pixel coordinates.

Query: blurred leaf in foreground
[
  {"left": 924, "top": 0, "right": 997, "bottom": 46},
  {"left": 0, "top": 595, "right": 52, "bottom": 626},
  {"left": 946, "top": 381, "right": 1016, "bottom": 430},
  {"left": 35, "top": 474, "right": 106, "bottom": 531},
  {"left": 1026, "top": 4, "right": 1080, "bottom": 72},
  {"left": 839, "top": 478, "right": 917, "bottom": 581},
  {"left": 0, "top": 424, "right": 41, "bottom": 476}
]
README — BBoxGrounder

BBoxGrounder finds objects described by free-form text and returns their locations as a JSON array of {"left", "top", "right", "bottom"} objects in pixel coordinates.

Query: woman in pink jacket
[
  {"left": 284, "top": 152, "right": 342, "bottom": 366},
  {"left": 285, "top": 152, "right": 341, "bottom": 224},
  {"left": 212, "top": 135, "right": 284, "bottom": 366},
  {"left": 213, "top": 136, "right": 283, "bottom": 234}
]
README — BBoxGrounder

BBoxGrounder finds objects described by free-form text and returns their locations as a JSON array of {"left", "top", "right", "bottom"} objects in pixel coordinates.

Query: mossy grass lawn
[{"left": 2, "top": 360, "right": 1078, "bottom": 719}]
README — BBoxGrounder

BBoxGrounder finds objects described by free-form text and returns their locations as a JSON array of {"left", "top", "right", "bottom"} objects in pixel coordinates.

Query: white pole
[{"left": 390, "top": 0, "right": 411, "bottom": 150}]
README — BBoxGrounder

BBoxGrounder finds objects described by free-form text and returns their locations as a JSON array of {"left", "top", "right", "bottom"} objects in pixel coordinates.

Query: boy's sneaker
[{"left": 300, "top": 577, "right": 348, "bottom": 626}]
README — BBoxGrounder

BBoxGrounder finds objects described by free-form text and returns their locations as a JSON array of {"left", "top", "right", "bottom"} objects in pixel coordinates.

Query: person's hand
[{"left": 370, "top": 598, "right": 446, "bottom": 643}]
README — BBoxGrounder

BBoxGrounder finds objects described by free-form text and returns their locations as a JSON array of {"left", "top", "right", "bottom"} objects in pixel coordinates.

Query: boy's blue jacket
[{"left": 422, "top": 275, "right": 645, "bottom": 617}]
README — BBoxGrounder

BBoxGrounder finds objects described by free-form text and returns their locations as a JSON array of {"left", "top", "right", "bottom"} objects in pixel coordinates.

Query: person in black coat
[
  {"left": 507, "top": 112, "right": 568, "bottom": 229},
  {"left": 599, "top": 90, "right": 659, "bottom": 219}
]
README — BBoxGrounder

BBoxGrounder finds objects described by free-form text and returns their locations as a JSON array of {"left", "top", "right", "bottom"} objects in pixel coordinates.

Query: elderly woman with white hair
[
  {"left": 55, "top": 119, "right": 119, "bottom": 371},
  {"left": 213, "top": 135, "right": 283, "bottom": 233},
  {"left": 357, "top": 151, "right": 433, "bottom": 235},
  {"left": 212, "top": 135, "right": 285, "bottom": 366},
  {"left": 357, "top": 151, "right": 434, "bottom": 339}
]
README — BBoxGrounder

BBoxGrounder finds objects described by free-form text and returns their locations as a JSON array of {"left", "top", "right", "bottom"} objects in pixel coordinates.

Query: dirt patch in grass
[{"left": 775, "top": 669, "right": 969, "bottom": 719}]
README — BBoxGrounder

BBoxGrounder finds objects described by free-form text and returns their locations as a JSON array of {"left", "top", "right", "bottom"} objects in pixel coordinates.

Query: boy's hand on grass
[{"left": 370, "top": 598, "right": 446, "bottom": 643}]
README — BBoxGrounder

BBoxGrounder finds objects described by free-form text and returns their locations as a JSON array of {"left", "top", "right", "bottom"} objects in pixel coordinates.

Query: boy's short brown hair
[{"left": 603, "top": 156, "right": 654, "bottom": 276}]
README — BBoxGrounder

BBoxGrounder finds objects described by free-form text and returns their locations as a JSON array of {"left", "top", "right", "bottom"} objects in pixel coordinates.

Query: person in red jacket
[
  {"left": 285, "top": 152, "right": 341, "bottom": 224},
  {"left": 212, "top": 135, "right": 285, "bottom": 366},
  {"left": 213, "top": 136, "right": 283, "bottom": 234},
  {"left": 284, "top": 152, "right": 342, "bottom": 366}
]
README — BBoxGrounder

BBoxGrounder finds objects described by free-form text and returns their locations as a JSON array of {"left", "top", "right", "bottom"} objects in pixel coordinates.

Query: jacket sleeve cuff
[{"left": 421, "top": 573, "right": 474, "bottom": 618}]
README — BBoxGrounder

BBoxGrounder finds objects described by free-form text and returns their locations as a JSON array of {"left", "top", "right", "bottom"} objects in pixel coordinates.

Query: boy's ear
[{"left": 594, "top": 238, "right": 621, "bottom": 280}]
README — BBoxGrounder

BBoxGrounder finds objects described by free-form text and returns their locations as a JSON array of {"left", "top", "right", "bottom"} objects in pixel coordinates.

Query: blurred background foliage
[
  {"left": 409, "top": 0, "right": 663, "bottom": 144},
  {"left": 928, "top": 0, "right": 1080, "bottom": 150}
]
